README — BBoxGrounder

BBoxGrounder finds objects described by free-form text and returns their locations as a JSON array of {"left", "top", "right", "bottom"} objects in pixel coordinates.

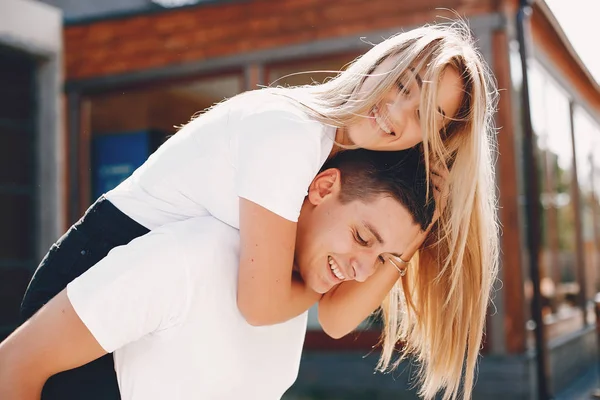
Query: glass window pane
[
  {"left": 573, "top": 107, "right": 600, "bottom": 306},
  {"left": 527, "top": 61, "right": 581, "bottom": 338}
]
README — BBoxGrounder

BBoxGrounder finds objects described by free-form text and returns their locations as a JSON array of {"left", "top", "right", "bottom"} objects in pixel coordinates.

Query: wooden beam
[{"left": 492, "top": 28, "right": 527, "bottom": 354}]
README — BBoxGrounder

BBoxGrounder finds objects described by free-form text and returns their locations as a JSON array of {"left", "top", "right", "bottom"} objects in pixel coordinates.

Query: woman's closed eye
[{"left": 396, "top": 81, "right": 411, "bottom": 96}]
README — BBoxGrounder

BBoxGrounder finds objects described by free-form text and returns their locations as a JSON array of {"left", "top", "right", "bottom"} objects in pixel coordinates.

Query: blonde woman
[{"left": 20, "top": 21, "right": 497, "bottom": 400}]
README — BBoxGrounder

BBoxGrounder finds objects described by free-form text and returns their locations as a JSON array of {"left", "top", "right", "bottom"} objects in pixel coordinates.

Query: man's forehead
[{"left": 356, "top": 198, "right": 420, "bottom": 248}]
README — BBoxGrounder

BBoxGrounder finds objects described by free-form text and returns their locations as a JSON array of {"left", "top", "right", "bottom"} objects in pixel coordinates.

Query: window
[
  {"left": 573, "top": 106, "right": 600, "bottom": 317},
  {"left": 528, "top": 61, "right": 582, "bottom": 339}
]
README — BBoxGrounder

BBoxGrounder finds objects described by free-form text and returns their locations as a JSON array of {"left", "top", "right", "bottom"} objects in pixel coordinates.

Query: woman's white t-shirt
[{"left": 104, "top": 90, "right": 336, "bottom": 229}]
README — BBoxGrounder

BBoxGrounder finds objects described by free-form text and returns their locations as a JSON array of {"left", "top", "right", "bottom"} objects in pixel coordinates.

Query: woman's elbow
[
  {"left": 318, "top": 315, "right": 351, "bottom": 339},
  {"left": 322, "top": 327, "right": 348, "bottom": 340},
  {"left": 237, "top": 298, "right": 274, "bottom": 327}
]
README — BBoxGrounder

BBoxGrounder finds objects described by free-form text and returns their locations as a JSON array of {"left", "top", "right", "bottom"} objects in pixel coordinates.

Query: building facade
[
  {"left": 0, "top": 0, "right": 63, "bottom": 341},
  {"left": 13, "top": 0, "right": 600, "bottom": 398}
]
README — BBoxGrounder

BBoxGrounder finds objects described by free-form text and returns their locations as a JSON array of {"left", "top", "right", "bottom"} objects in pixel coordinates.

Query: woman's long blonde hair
[{"left": 270, "top": 21, "right": 499, "bottom": 400}]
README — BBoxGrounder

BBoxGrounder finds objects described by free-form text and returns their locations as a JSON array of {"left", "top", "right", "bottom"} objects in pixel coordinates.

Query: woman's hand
[
  {"left": 430, "top": 162, "right": 450, "bottom": 223},
  {"left": 398, "top": 163, "right": 450, "bottom": 262}
]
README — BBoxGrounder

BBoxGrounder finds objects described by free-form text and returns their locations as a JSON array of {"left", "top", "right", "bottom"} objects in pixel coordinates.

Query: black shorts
[{"left": 20, "top": 196, "right": 149, "bottom": 400}]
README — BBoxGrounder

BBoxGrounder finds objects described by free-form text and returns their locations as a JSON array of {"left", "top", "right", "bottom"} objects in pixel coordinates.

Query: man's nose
[{"left": 350, "top": 253, "right": 379, "bottom": 282}]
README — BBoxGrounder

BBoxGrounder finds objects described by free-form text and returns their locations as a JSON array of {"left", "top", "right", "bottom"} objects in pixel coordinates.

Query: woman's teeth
[
  {"left": 328, "top": 256, "right": 345, "bottom": 280},
  {"left": 372, "top": 106, "right": 393, "bottom": 135}
]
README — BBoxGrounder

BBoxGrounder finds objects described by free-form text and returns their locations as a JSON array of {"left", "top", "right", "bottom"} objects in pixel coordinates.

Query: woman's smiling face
[{"left": 341, "top": 55, "right": 464, "bottom": 151}]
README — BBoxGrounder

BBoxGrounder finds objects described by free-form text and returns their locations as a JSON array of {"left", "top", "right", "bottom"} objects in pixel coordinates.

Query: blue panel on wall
[{"left": 92, "top": 131, "right": 151, "bottom": 200}]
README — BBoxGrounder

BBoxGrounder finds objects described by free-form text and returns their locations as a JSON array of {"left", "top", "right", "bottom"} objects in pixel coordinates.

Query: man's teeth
[
  {"left": 372, "top": 106, "right": 392, "bottom": 134},
  {"left": 328, "top": 256, "right": 345, "bottom": 280}
]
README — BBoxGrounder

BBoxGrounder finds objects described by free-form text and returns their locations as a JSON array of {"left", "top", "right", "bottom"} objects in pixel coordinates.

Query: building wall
[
  {"left": 0, "top": 0, "right": 63, "bottom": 338},
  {"left": 62, "top": 0, "right": 497, "bottom": 81}
]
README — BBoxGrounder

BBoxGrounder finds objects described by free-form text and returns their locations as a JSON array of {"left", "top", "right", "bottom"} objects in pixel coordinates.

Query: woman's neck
[{"left": 327, "top": 127, "right": 351, "bottom": 160}]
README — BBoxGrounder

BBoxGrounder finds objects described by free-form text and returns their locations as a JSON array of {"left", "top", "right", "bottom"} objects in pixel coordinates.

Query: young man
[{"left": 0, "top": 149, "right": 434, "bottom": 400}]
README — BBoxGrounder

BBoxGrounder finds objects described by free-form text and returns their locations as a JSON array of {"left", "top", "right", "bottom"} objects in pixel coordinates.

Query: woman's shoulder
[
  {"left": 221, "top": 89, "right": 334, "bottom": 155},
  {"left": 229, "top": 89, "right": 314, "bottom": 124}
]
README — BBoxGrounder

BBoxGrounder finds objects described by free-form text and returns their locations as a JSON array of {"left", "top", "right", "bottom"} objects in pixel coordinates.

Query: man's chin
[
  {"left": 313, "top": 286, "right": 329, "bottom": 295},
  {"left": 308, "top": 278, "right": 335, "bottom": 295}
]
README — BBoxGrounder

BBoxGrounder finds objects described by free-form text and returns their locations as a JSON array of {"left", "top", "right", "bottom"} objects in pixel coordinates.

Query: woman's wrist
[{"left": 388, "top": 255, "right": 410, "bottom": 277}]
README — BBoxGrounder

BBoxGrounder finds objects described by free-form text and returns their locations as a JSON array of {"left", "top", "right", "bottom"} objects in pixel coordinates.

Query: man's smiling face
[{"left": 294, "top": 168, "right": 421, "bottom": 294}]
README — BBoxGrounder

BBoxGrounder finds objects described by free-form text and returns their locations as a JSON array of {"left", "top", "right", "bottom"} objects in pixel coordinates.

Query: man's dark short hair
[{"left": 321, "top": 148, "right": 435, "bottom": 231}]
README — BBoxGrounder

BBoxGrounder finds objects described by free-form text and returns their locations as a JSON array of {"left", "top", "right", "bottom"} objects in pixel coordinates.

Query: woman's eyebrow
[
  {"left": 409, "top": 68, "right": 448, "bottom": 118},
  {"left": 409, "top": 67, "right": 423, "bottom": 89}
]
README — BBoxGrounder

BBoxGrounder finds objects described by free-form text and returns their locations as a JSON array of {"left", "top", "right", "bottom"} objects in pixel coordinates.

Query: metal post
[
  {"left": 516, "top": 1, "right": 552, "bottom": 398},
  {"left": 568, "top": 102, "right": 588, "bottom": 323}
]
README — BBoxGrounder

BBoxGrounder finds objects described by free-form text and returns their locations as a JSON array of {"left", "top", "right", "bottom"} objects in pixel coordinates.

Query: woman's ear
[{"left": 306, "top": 168, "right": 342, "bottom": 206}]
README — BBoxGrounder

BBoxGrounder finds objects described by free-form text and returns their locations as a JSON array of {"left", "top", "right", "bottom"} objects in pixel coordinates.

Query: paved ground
[{"left": 556, "top": 365, "right": 600, "bottom": 400}]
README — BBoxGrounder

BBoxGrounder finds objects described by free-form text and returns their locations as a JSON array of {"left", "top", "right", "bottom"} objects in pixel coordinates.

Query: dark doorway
[{"left": 0, "top": 46, "right": 37, "bottom": 341}]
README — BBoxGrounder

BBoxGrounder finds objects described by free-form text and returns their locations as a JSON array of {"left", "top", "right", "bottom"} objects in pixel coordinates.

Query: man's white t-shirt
[
  {"left": 67, "top": 217, "right": 308, "bottom": 400},
  {"left": 104, "top": 89, "right": 336, "bottom": 230}
]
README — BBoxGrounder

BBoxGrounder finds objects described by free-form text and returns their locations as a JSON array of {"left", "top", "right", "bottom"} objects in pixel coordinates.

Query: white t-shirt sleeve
[
  {"left": 66, "top": 230, "right": 190, "bottom": 353},
  {"left": 236, "top": 108, "right": 325, "bottom": 222}
]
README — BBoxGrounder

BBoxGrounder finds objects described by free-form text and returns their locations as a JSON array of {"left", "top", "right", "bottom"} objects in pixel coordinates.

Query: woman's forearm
[
  {"left": 238, "top": 273, "right": 321, "bottom": 326},
  {"left": 238, "top": 198, "right": 321, "bottom": 326},
  {"left": 318, "top": 262, "right": 401, "bottom": 339}
]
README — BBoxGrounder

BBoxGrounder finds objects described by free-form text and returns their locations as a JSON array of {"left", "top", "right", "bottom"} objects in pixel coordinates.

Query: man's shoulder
[
  {"left": 152, "top": 218, "right": 241, "bottom": 297},
  {"left": 155, "top": 217, "right": 240, "bottom": 259}
]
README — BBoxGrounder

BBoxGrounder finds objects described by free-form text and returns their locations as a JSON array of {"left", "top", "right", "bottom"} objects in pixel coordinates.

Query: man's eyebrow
[
  {"left": 364, "top": 221, "right": 384, "bottom": 245},
  {"left": 409, "top": 68, "right": 448, "bottom": 119},
  {"left": 362, "top": 225, "right": 404, "bottom": 261}
]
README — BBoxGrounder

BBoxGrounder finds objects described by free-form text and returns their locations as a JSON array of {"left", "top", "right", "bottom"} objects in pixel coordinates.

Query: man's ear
[{"left": 307, "top": 168, "right": 341, "bottom": 206}]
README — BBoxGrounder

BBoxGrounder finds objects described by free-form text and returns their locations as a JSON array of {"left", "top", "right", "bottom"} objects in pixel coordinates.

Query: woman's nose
[{"left": 386, "top": 102, "right": 407, "bottom": 136}]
